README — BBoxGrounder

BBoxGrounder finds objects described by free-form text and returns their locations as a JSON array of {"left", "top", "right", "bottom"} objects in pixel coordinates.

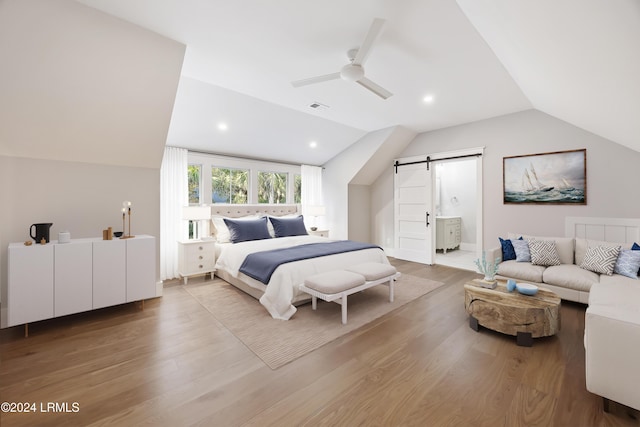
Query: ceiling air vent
[{"left": 308, "top": 101, "right": 329, "bottom": 110}]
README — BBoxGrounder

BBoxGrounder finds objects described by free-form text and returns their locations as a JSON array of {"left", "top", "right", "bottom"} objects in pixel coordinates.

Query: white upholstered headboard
[
  {"left": 210, "top": 204, "right": 300, "bottom": 218},
  {"left": 565, "top": 217, "right": 640, "bottom": 243}
]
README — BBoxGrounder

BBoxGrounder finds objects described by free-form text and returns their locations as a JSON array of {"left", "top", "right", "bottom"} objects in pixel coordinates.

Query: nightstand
[
  {"left": 308, "top": 229, "right": 329, "bottom": 238},
  {"left": 178, "top": 240, "right": 216, "bottom": 284}
]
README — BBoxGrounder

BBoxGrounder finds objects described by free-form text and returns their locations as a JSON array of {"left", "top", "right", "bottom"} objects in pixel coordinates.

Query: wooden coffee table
[{"left": 464, "top": 279, "right": 561, "bottom": 346}]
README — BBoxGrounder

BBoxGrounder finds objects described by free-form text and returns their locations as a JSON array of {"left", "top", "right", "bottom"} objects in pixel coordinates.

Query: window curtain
[
  {"left": 160, "top": 146, "right": 188, "bottom": 281},
  {"left": 301, "top": 165, "right": 323, "bottom": 225}
]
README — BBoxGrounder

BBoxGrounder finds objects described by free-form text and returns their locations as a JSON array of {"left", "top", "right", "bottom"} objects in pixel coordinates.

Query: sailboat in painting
[
  {"left": 559, "top": 177, "right": 575, "bottom": 192},
  {"left": 521, "top": 163, "right": 554, "bottom": 193}
]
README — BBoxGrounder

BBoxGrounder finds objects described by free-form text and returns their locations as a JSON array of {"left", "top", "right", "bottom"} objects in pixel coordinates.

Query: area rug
[{"left": 185, "top": 274, "right": 445, "bottom": 369}]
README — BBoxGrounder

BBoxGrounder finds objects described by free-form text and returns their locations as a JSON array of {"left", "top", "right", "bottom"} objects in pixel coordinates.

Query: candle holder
[{"left": 120, "top": 201, "right": 135, "bottom": 239}]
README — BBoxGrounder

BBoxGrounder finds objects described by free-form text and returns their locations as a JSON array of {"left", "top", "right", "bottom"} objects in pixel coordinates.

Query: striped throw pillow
[
  {"left": 529, "top": 239, "right": 561, "bottom": 266},
  {"left": 580, "top": 245, "right": 621, "bottom": 275}
]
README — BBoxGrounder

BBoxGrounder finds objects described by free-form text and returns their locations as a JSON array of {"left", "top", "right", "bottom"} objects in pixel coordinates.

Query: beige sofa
[
  {"left": 585, "top": 280, "right": 640, "bottom": 411},
  {"left": 488, "top": 233, "right": 638, "bottom": 304},
  {"left": 489, "top": 233, "right": 640, "bottom": 411}
]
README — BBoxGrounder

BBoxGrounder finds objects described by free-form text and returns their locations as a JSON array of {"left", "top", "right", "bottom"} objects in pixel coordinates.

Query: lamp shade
[
  {"left": 306, "top": 205, "right": 326, "bottom": 217},
  {"left": 182, "top": 206, "right": 210, "bottom": 221}
]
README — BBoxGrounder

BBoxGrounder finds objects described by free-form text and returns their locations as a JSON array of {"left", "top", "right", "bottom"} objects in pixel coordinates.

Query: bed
[{"left": 210, "top": 204, "right": 391, "bottom": 320}]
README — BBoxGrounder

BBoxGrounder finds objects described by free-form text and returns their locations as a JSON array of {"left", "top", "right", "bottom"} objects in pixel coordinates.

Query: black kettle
[{"left": 30, "top": 223, "right": 53, "bottom": 244}]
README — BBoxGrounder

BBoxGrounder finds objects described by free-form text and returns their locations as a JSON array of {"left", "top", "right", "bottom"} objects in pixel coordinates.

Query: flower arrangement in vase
[{"left": 474, "top": 251, "right": 501, "bottom": 289}]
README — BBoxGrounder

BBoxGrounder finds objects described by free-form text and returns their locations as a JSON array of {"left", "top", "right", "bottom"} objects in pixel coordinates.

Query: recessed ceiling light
[
  {"left": 217, "top": 122, "right": 228, "bottom": 131},
  {"left": 309, "top": 141, "right": 317, "bottom": 148},
  {"left": 423, "top": 95, "right": 435, "bottom": 104}
]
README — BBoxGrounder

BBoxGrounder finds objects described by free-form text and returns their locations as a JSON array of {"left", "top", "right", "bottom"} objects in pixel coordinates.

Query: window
[
  {"left": 188, "top": 164, "right": 201, "bottom": 204},
  {"left": 294, "top": 174, "right": 302, "bottom": 204},
  {"left": 211, "top": 167, "right": 249, "bottom": 204},
  {"left": 258, "top": 171, "right": 287, "bottom": 204},
  {"left": 187, "top": 152, "right": 301, "bottom": 205}
]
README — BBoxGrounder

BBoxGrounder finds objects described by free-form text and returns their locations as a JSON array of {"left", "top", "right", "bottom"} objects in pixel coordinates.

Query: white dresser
[
  {"left": 178, "top": 239, "right": 216, "bottom": 284},
  {"left": 3, "top": 235, "right": 157, "bottom": 330},
  {"left": 436, "top": 216, "right": 461, "bottom": 253}
]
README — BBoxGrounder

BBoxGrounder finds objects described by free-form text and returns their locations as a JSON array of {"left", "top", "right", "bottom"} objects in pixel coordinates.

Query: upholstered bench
[{"left": 299, "top": 262, "right": 399, "bottom": 324}]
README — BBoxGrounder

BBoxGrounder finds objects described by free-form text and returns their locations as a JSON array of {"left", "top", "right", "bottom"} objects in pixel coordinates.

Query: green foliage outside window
[
  {"left": 258, "top": 171, "right": 287, "bottom": 204},
  {"left": 188, "top": 164, "right": 201, "bottom": 204},
  {"left": 294, "top": 174, "right": 302, "bottom": 204},
  {"left": 212, "top": 167, "right": 248, "bottom": 204}
]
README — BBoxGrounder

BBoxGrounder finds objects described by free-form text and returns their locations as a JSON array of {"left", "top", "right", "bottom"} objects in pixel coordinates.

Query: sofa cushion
[
  {"left": 529, "top": 239, "right": 561, "bottom": 266},
  {"left": 588, "top": 280, "right": 640, "bottom": 324},
  {"left": 599, "top": 273, "right": 640, "bottom": 287},
  {"left": 511, "top": 239, "right": 531, "bottom": 262},
  {"left": 613, "top": 249, "right": 640, "bottom": 279},
  {"left": 580, "top": 245, "right": 621, "bottom": 275},
  {"left": 509, "top": 233, "right": 574, "bottom": 264},
  {"left": 497, "top": 260, "right": 546, "bottom": 283},
  {"left": 543, "top": 264, "right": 598, "bottom": 292}
]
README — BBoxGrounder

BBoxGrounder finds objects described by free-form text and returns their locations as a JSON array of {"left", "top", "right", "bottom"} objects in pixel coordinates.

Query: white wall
[
  {"left": 348, "top": 185, "right": 371, "bottom": 242},
  {"left": 0, "top": 0, "right": 185, "bottom": 168},
  {"left": 323, "top": 128, "right": 397, "bottom": 240},
  {"left": 436, "top": 160, "right": 477, "bottom": 245},
  {"left": 389, "top": 109, "right": 640, "bottom": 250},
  {"left": 323, "top": 126, "right": 416, "bottom": 241}
]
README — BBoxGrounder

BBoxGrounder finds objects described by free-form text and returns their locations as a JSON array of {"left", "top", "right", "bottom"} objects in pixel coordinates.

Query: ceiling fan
[{"left": 291, "top": 18, "right": 392, "bottom": 100}]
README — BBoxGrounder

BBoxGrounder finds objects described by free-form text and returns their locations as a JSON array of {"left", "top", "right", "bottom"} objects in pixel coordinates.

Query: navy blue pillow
[
  {"left": 223, "top": 217, "right": 271, "bottom": 243},
  {"left": 633, "top": 242, "right": 640, "bottom": 250},
  {"left": 499, "top": 237, "right": 517, "bottom": 261},
  {"left": 269, "top": 215, "right": 308, "bottom": 238}
]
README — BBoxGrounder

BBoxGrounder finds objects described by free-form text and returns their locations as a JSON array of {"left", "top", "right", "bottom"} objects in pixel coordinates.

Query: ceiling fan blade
[
  {"left": 356, "top": 77, "right": 393, "bottom": 99},
  {"left": 352, "top": 18, "right": 386, "bottom": 66},
  {"left": 291, "top": 72, "right": 341, "bottom": 88}
]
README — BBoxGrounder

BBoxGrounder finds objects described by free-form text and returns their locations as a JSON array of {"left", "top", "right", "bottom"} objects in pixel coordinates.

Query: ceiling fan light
[{"left": 340, "top": 64, "right": 364, "bottom": 82}]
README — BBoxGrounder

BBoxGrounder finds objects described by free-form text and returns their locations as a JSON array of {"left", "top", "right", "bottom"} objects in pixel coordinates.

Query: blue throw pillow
[
  {"left": 268, "top": 215, "right": 308, "bottom": 238},
  {"left": 223, "top": 217, "right": 271, "bottom": 243},
  {"left": 633, "top": 242, "right": 640, "bottom": 275},
  {"left": 613, "top": 249, "right": 640, "bottom": 279},
  {"left": 511, "top": 239, "right": 531, "bottom": 262},
  {"left": 499, "top": 236, "right": 522, "bottom": 261}
]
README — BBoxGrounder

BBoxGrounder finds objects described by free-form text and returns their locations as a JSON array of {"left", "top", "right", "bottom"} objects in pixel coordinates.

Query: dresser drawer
[{"left": 178, "top": 240, "right": 216, "bottom": 284}]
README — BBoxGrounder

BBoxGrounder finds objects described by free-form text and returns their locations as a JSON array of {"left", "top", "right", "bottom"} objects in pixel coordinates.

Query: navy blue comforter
[{"left": 239, "top": 240, "right": 380, "bottom": 284}]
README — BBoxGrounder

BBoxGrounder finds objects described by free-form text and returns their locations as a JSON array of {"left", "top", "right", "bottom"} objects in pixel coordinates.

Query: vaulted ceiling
[{"left": 77, "top": 0, "right": 640, "bottom": 165}]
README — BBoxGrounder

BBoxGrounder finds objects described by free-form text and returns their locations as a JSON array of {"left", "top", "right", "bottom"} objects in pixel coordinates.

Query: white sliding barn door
[{"left": 394, "top": 157, "right": 434, "bottom": 264}]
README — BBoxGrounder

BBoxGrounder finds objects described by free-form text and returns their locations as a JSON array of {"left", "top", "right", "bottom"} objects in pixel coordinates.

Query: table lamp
[{"left": 182, "top": 206, "right": 210, "bottom": 240}]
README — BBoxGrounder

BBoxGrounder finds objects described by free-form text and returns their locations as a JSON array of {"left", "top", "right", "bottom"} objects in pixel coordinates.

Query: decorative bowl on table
[
  {"left": 516, "top": 283, "right": 538, "bottom": 296},
  {"left": 113, "top": 231, "right": 123, "bottom": 238}
]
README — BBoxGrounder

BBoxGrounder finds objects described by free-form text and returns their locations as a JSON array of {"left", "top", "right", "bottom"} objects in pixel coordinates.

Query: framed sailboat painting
[{"left": 503, "top": 149, "right": 586, "bottom": 204}]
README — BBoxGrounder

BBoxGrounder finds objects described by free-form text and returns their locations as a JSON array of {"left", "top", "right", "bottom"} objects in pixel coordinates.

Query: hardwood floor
[{"left": 1, "top": 260, "right": 638, "bottom": 426}]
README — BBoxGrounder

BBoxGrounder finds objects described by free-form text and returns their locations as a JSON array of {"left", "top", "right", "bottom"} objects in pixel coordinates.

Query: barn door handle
[{"left": 426, "top": 212, "right": 430, "bottom": 227}]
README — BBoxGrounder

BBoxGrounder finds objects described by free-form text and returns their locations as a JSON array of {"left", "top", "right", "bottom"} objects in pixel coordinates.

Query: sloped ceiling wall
[
  {"left": 0, "top": 0, "right": 185, "bottom": 169},
  {"left": 457, "top": 0, "right": 640, "bottom": 154}
]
